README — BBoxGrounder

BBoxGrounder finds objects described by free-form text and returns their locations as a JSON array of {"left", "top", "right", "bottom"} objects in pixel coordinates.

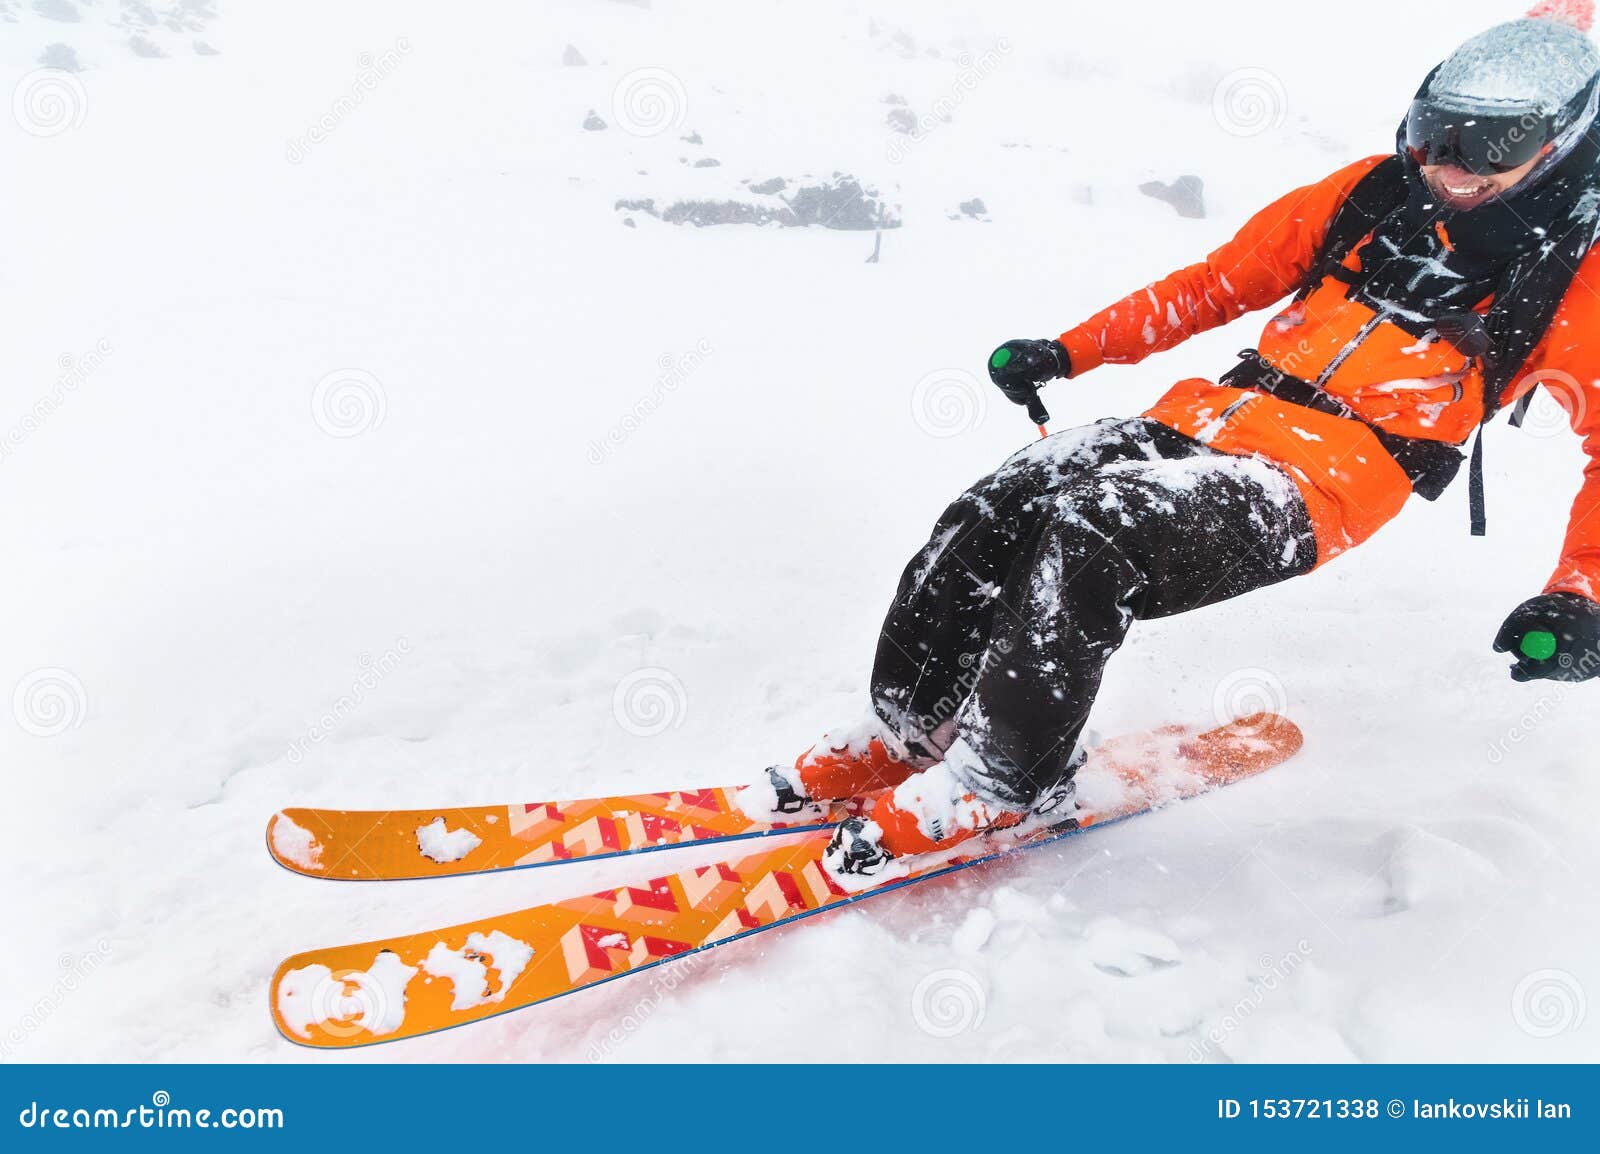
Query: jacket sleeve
[
  {"left": 1506, "top": 255, "right": 1600, "bottom": 604},
  {"left": 1058, "top": 155, "right": 1388, "bottom": 374}
]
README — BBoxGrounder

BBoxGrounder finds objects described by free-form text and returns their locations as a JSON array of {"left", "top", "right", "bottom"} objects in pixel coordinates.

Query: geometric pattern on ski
[
  {"left": 267, "top": 786, "right": 839, "bottom": 881},
  {"left": 270, "top": 713, "right": 1301, "bottom": 1047}
]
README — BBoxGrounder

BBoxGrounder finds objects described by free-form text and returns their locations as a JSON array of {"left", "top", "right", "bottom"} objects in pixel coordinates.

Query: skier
[{"left": 738, "top": 7, "right": 1600, "bottom": 879}]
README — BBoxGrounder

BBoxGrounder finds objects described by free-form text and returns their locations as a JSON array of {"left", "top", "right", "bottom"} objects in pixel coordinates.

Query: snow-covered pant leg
[
  {"left": 871, "top": 419, "right": 1188, "bottom": 755},
  {"left": 871, "top": 418, "right": 1317, "bottom": 808}
]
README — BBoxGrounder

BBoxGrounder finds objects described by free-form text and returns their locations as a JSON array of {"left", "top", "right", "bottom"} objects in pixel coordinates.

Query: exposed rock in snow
[
  {"left": 37, "top": 41, "right": 78, "bottom": 69},
  {"left": 786, "top": 177, "right": 899, "bottom": 229},
  {"left": 615, "top": 176, "right": 900, "bottom": 230},
  {"left": 582, "top": 109, "right": 607, "bottom": 131},
  {"left": 562, "top": 43, "right": 587, "bottom": 66},
  {"left": 886, "top": 105, "right": 917, "bottom": 134},
  {"left": 33, "top": 0, "right": 80, "bottom": 23},
  {"left": 1139, "top": 174, "right": 1206, "bottom": 218}
]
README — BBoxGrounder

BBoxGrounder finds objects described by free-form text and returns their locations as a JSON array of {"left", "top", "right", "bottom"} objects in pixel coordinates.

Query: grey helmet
[{"left": 1405, "top": 15, "right": 1600, "bottom": 175}]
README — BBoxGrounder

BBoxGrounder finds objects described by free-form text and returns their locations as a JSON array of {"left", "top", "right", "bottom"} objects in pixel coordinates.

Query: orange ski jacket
[{"left": 1058, "top": 155, "right": 1600, "bottom": 600}]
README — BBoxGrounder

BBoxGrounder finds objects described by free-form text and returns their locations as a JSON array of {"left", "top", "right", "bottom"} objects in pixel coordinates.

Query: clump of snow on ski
[
  {"left": 415, "top": 816, "right": 483, "bottom": 863},
  {"left": 420, "top": 931, "right": 537, "bottom": 1012},
  {"left": 276, "top": 952, "right": 416, "bottom": 1041},
  {"left": 267, "top": 813, "right": 322, "bottom": 871}
]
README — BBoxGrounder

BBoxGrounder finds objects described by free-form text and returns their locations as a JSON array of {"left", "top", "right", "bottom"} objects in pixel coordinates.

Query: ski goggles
[{"left": 1404, "top": 100, "right": 1555, "bottom": 174}]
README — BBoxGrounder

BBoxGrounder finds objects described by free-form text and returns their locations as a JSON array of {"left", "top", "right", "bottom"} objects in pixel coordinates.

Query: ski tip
[
  {"left": 268, "top": 951, "right": 371, "bottom": 1049},
  {"left": 1183, "top": 712, "right": 1303, "bottom": 782},
  {"left": 265, "top": 809, "right": 329, "bottom": 877}
]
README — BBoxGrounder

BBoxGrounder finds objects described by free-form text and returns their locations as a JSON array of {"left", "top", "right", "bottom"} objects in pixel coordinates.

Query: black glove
[
  {"left": 1492, "top": 591, "right": 1600, "bottom": 682},
  {"left": 988, "top": 339, "right": 1071, "bottom": 424}
]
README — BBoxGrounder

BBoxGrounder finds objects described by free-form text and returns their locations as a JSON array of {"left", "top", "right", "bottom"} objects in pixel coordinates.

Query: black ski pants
[{"left": 870, "top": 417, "right": 1317, "bottom": 809}]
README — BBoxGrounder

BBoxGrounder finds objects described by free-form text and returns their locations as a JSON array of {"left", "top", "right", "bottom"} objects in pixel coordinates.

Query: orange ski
[
  {"left": 271, "top": 713, "right": 1301, "bottom": 1048},
  {"left": 267, "top": 786, "right": 838, "bottom": 881}
]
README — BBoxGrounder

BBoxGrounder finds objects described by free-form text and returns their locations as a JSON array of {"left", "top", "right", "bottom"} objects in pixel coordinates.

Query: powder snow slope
[{"left": 1, "top": 0, "right": 1596, "bottom": 1062}]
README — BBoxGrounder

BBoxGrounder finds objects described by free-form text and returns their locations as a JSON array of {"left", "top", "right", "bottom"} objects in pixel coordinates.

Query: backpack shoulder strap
[
  {"left": 1469, "top": 211, "right": 1598, "bottom": 535},
  {"left": 1295, "top": 155, "right": 1408, "bottom": 300}
]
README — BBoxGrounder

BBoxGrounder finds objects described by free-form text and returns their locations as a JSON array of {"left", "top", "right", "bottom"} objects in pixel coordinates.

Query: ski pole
[{"left": 1026, "top": 394, "right": 1050, "bottom": 439}]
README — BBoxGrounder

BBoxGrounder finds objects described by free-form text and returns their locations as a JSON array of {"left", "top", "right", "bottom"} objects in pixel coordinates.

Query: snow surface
[{"left": 3, "top": 0, "right": 1598, "bottom": 1063}]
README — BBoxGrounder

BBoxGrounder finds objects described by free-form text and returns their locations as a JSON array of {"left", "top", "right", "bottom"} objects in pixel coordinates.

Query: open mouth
[{"left": 1425, "top": 167, "right": 1499, "bottom": 207}]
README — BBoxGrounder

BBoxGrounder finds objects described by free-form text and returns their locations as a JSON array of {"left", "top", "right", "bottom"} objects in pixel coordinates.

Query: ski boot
[
  {"left": 736, "top": 717, "right": 921, "bottom": 821},
  {"left": 823, "top": 744, "right": 1083, "bottom": 882}
]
